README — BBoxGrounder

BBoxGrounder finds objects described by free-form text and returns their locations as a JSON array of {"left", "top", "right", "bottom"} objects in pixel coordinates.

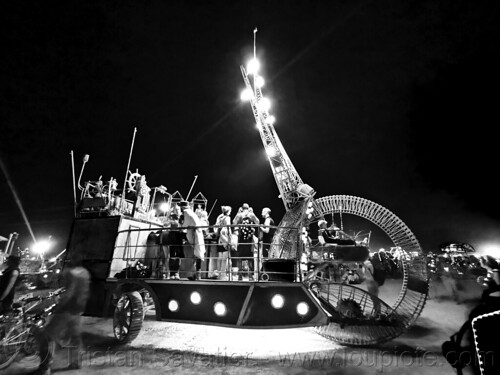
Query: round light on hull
[{"left": 271, "top": 294, "right": 285, "bottom": 309}]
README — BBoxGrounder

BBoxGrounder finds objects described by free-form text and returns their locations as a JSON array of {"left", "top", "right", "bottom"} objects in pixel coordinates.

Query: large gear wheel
[{"left": 308, "top": 195, "right": 429, "bottom": 346}]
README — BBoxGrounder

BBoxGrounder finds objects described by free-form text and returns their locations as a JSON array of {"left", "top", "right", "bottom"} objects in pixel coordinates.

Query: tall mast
[{"left": 240, "top": 29, "right": 315, "bottom": 210}]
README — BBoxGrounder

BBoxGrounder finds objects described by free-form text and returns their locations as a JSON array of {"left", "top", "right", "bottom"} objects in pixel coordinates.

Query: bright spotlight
[
  {"left": 246, "top": 58, "right": 260, "bottom": 75},
  {"left": 240, "top": 88, "right": 253, "bottom": 101},
  {"left": 271, "top": 294, "right": 285, "bottom": 309},
  {"left": 296, "top": 302, "right": 309, "bottom": 316},
  {"left": 255, "top": 76, "right": 265, "bottom": 88},
  {"left": 190, "top": 291, "right": 201, "bottom": 305},
  {"left": 480, "top": 244, "right": 500, "bottom": 259},
  {"left": 213, "top": 302, "right": 227, "bottom": 316},
  {"left": 159, "top": 202, "right": 169, "bottom": 213},
  {"left": 258, "top": 97, "right": 271, "bottom": 112},
  {"left": 266, "top": 147, "right": 277, "bottom": 158},
  {"left": 168, "top": 299, "right": 179, "bottom": 312},
  {"left": 33, "top": 240, "right": 50, "bottom": 254},
  {"left": 266, "top": 115, "right": 275, "bottom": 125}
]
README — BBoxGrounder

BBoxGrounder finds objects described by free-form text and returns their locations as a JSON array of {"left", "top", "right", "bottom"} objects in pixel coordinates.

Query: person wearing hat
[
  {"left": 0, "top": 253, "right": 21, "bottom": 314},
  {"left": 179, "top": 200, "right": 206, "bottom": 280},
  {"left": 160, "top": 214, "right": 186, "bottom": 279},
  {"left": 232, "top": 203, "right": 260, "bottom": 280}
]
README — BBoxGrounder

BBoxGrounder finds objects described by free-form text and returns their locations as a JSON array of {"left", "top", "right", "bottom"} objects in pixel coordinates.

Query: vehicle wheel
[
  {"left": 113, "top": 291, "right": 144, "bottom": 344},
  {"left": 0, "top": 322, "right": 26, "bottom": 370},
  {"left": 312, "top": 281, "right": 405, "bottom": 346}
]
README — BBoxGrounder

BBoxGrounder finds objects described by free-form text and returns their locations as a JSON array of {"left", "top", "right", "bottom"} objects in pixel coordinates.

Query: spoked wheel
[
  {"left": 311, "top": 281, "right": 405, "bottom": 346},
  {"left": 113, "top": 291, "right": 144, "bottom": 344},
  {"left": 0, "top": 322, "right": 27, "bottom": 370}
]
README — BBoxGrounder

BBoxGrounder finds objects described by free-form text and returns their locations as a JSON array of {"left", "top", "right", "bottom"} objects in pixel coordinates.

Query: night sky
[{"left": 1, "top": 0, "right": 500, "bottom": 255}]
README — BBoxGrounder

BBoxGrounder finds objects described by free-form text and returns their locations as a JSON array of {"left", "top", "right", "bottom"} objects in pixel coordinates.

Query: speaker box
[{"left": 261, "top": 259, "right": 296, "bottom": 281}]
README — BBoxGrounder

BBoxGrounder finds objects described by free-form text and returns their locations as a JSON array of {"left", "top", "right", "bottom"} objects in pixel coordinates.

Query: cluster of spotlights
[
  {"left": 167, "top": 291, "right": 309, "bottom": 318},
  {"left": 240, "top": 58, "right": 276, "bottom": 127},
  {"left": 168, "top": 292, "right": 227, "bottom": 317},
  {"left": 271, "top": 294, "right": 310, "bottom": 316}
]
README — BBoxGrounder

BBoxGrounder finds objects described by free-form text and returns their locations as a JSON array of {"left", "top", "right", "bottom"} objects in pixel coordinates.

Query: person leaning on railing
[{"left": 0, "top": 254, "right": 21, "bottom": 314}]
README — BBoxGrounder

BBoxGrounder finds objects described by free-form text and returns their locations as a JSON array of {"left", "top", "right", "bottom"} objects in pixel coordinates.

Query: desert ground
[{"left": 4, "top": 277, "right": 483, "bottom": 375}]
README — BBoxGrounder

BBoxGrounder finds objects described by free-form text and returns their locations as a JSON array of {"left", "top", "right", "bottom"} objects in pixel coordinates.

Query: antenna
[
  {"left": 77, "top": 154, "right": 89, "bottom": 191},
  {"left": 185, "top": 175, "right": 198, "bottom": 201},
  {"left": 70, "top": 150, "right": 77, "bottom": 217},
  {"left": 120, "top": 127, "right": 137, "bottom": 211}
]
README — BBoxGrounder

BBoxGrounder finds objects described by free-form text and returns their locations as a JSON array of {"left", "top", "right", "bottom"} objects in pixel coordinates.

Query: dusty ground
[{"left": 4, "top": 277, "right": 484, "bottom": 375}]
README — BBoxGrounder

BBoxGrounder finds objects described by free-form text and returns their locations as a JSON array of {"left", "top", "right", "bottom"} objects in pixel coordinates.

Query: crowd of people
[{"left": 155, "top": 201, "right": 276, "bottom": 281}]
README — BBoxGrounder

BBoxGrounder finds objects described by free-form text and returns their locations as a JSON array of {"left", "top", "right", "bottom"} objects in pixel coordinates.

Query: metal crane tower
[{"left": 240, "top": 65, "right": 315, "bottom": 211}]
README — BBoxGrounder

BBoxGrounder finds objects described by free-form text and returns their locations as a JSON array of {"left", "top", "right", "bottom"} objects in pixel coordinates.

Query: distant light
[
  {"left": 271, "top": 294, "right": 285, "bottom": 309},
  {"left": 266, "top": 115, "right": 275, "bottom": 125},
  {"left": 240, "top": 88, "right": 253, "bottom": 101},
  {"left": 213, "top": 302, "right": 226, "bottom": 316},
  {"left": 55, "top": 269, "right": 60, "bottom": 274},
  {"left": 297, "top": 302, "right": 309, "bottom": 316},
  {"left": 43, "top": 274, "right": 48, "bottom": 279},
  {"left": 33, "top": 240, "right": 50, "bottom": 254},
  {"left": 159, "top": 202, "right": 169, "bottom": 213},
  {"left": 246, "top": 58, "right": 260, "bottom": 75},
  {"left": 49, "top": 258, "right": 57, "bottom": 262},
  {"left": 168, "top": 299, "right": 179, "bottom": 312},
  {"left": 480, "top": 244, "right": 500, "bottom": 259},
  {"left": 190, "top": 291, "right": 201, "bottom": 305},
  {"left": 258, "top": 97, "right": 271, "bottom": 112},
  {"left": 255, "top": 76, "right": 265, "bottom": 88}
]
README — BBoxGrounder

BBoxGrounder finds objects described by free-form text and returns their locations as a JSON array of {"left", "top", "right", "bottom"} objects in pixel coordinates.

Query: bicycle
[{"left": 0, "top": 287, "right": 65, "bottom": 369}]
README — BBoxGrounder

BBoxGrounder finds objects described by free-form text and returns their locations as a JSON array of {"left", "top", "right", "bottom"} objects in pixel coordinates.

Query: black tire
[
  {"left": 113, "top": 291, "right": 144, "bottom": 344},
  {"left": 0, "top": 322, "right": 25, "bottom": 370}
]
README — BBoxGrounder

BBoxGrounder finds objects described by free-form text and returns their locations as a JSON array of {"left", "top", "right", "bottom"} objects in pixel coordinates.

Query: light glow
[
  {"left": 213, "top": 302, "right": 227, "bottom": 316},
  {"left": 246, "top": 58, "right": 260, "bottom": 75},
  {"left": 271, "top": 294, "right": 285, "bottom": 309},
  {"left": 480, "top": 244, "right": 500, "bottom": 259},
  {"left": 240, "top": 88, "right": 253, "bottom": 101},
  {"left": 33, "top": 240, "right": 51, "bottom": 254},
  {"left": 266, "top": 147, "right": 277, "bottom": 158},
  {"left": 159, "top": 202, "right": 169, "bottom": 213},
  {"left": 266, "top": 115, "right": 275, "bottom": 125},
  {"left": 296, "top": 302, "right": 309, "bottom": 316},
  {"left": 168, "top": 299, "right": 179, "bottom": 312},
  {"left": 190, "top": 291, "right": 201, "bottom": 305},
  {"left": 258, "top": 97, "right": 271, "bottom": 112},
  {"left": 255, "top": 76, "right": 265, "bottom": 88}
]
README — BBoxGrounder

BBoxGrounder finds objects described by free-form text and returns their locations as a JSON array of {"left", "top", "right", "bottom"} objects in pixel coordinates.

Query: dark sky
[{"left": 1, "top": 0, "right": 500, "bottom": 255}]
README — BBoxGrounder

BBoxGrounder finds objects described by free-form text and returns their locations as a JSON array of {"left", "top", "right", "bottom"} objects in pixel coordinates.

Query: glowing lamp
[
  {"left": 480, "top": 244, "right": 500, "bottom": 259},
  {"left": 33, "top": 240, "right": 50, "bottom": 254},
  {"left": 246, "top": 58, "right": 260, "bottom": 75},
  {"left": 271, "top": 294, "right": 285, "bottom": 309},
  {"left": 266, "top": 147, "right": 277, "bottom": 158},
  {"left": 190, "top": 291, "right": 201, "bottom": 305},
  {"left": 159, "top": 202, "right": 169, "bottom": 213},
  {"left": 296, "top": 302, "right": 309, "bottom": 316},
  {"left": 266, "top": 115, "right": 275, "bottom": 125},
  {"left": 258, "top": 97, "right": 271, "bottom": 112},
  {"left": 213, "top": 302, "right": 227, "bottom": 316},
  {"left": 240, "top": 88, "right": 253, "bottom": 101},
  {"left": 168, "top": 299, "right": 179, "bottom": 312},
  {"left": 255, "top": 75, "right": 265, "bottom": 88}
]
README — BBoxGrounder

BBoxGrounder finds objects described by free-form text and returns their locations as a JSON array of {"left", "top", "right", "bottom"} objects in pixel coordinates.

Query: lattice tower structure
[{"left": 240, "top": 66, "right": 315, "bottom": 210}]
